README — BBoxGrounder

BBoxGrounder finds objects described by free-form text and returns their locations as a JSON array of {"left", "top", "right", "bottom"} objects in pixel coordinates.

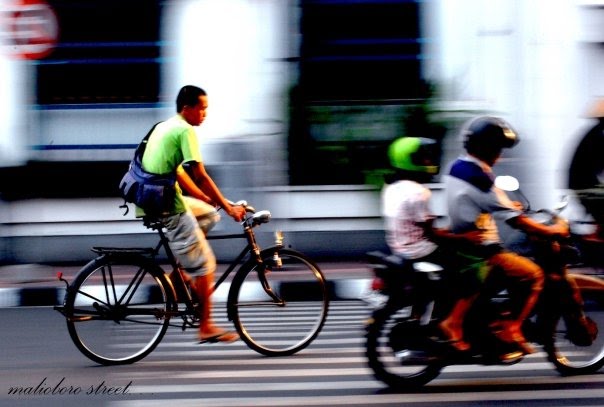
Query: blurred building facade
[
  {"left": 1, "top": 0, "right": 603, "bottom": 263},
  {"left": 424, "top": 0, "right": 604, "bottom": 210}
]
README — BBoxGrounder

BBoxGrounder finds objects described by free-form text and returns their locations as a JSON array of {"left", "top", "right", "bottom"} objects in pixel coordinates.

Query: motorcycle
[{"left": 365, "top": 176, "right": 604, "bottom": 389}]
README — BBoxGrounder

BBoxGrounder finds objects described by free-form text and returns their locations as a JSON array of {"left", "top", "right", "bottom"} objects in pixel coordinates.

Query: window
[
  {"left": 36, "top": 0, "right": 162, "bottom": 105},
  {"left": 300, "top": 0, "right": 423, "bottom": 102},
  {"left": 290, "top": 0, "right": 427, "bottom": 185}
]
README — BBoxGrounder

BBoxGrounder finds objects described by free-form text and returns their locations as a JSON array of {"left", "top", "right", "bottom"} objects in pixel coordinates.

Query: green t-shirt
[{"left": 136, "top": 114, "right": 202, "bottom": 216}]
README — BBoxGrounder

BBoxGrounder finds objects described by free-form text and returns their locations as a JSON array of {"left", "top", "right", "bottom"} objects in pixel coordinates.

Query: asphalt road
[{"left": 2, "top": 304, "right": 604, "bottom": 407}]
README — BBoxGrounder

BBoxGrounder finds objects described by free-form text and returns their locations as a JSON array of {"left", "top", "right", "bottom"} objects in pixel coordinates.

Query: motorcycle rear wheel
[
  {"left": 366, "top": 305, "right": 444, "bottom": 389},
  {"left": 548, "top": 274, "right": 604, "bottom": 375}
]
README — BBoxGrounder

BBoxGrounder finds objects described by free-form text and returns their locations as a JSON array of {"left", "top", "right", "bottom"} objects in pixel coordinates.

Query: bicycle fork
[{"left": 248, "top": 229, "right": 286, "bottom": 306}]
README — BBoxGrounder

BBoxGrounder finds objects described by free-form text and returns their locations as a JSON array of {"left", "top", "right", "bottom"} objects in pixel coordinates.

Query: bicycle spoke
[
  {"left": 64, "top": 256, "right": 172, "bottom": 365},
  {"left": 72, "top": 289, "right": 111, "bottom": 308},
  {"left": 120, "top": 265, "right": 149, "bottom": 306}
]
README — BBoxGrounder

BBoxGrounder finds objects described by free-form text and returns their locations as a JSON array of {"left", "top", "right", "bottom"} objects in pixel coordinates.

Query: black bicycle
[{"left": 54, "top": 201, "right": 329, "bottom": 365}]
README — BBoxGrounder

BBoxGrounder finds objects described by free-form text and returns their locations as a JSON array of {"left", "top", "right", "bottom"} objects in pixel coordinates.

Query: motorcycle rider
[
  {"left": 382, "top": 136, "right": 482, "bottom": 352},
  {"left": 567, "top": 98, "right": 604, "bottom": 240},
  {"left": 444, "top": 116, "right": 569, "bottom": 358}
]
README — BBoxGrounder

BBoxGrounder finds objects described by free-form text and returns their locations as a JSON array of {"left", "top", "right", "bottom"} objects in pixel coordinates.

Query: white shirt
[{"left": 382, "top": 180, "right": 438, "bottom": 259}]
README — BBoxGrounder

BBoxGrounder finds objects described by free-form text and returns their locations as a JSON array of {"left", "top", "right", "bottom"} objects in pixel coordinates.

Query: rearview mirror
[
  {"left": 494, "top": 175, "right": 520, "bottom": 192},
  {"left": 553, "top": 196, "right": 569, "bottom": 213}
]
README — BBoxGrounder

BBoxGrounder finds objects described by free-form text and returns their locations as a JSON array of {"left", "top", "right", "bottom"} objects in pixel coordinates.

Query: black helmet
[{"left": 462, "top": 116, "right": 519, "bottom": 163}]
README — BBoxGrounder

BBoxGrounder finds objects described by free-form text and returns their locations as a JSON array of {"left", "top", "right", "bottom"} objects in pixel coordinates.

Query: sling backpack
[{"left": 119, "top": 122, "right": 176, "bottom": 215}]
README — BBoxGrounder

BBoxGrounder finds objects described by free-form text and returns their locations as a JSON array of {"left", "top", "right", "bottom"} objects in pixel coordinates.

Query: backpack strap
[{"left": 134, "top": 121, "right": 162, "bottom": 162}]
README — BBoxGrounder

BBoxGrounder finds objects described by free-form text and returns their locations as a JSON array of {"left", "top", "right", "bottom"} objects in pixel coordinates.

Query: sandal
[
  {"left": 199, "top": 331, "right": 239, "bottom": 344},
  {"left": 448, "top": 339, "right": 471, "bottom": 352},
  {"left": 437, "top": 323, "right": 471, "bottom": 352},
  {"left": 490, "top": 321, "right": 535, "bottom": 355},
  {"left": 497, "top": 350, "right": 524, "bottom": 364}
]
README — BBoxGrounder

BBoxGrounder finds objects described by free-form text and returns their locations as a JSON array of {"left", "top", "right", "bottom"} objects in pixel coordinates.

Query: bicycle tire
[
  {"left": 547, "top": 271, "right": 604, "bottom": 375},
  {"left": 62, "top": 254, "right": 176, "bottom": 365},
  {"left": 228, "top": 247, "right": 329, "bottom": 356},
  {"left": 366, "top": 305, "right": 444, "bottom": 389}
]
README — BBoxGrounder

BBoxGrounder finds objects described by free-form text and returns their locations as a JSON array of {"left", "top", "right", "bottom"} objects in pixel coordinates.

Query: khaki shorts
[{"left": 160, "top": 197, "right": 220, "bottom": 276}]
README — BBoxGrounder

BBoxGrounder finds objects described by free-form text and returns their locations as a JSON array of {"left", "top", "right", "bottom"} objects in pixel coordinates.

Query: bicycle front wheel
[
  {"left": 229, "top": 248, "right": 329, "bottom": 356},
  {"left": 62, "top": 254, "right": 175, "bottom": 365}
]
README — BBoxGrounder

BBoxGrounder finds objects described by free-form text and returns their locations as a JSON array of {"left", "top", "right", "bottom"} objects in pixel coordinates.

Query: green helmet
[{"left": 388, "top": 137, "right": 439, "bottom": 174}]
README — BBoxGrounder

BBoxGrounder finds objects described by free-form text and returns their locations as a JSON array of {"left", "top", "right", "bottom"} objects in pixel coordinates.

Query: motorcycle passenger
[
  {"left": 444, "top": 116, "right": 569, "bottom": 359},
  {"left": 567, "top": 98, "right": 604, "bottom": 241},
  {"left": 381, "top": 136, "right": 481, "bottom": 352}
]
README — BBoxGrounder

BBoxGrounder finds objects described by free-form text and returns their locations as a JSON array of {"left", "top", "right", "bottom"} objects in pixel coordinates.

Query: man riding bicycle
[{"left": 136, "top": 85, "right": 246, "bottom": 343}]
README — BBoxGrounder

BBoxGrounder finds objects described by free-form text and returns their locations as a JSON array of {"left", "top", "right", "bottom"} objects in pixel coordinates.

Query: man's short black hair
[{"left": 176, "top": 85, "right": 207, "bottom": 112}]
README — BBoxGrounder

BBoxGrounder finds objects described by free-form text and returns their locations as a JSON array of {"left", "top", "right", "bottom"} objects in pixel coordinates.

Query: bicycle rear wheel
[
  {"left": 229, "top": 248, "right": 329, "bottom": 356},
  {"left": 62, "top": 254, "right": 175, "bottom": 365}
]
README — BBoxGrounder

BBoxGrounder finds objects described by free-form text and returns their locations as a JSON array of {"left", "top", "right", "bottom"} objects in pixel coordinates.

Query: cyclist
[
  {"left": 138, "top": 85, "right": 246, "bottom": 343},
  {"left": 567, "top": 98, "right": 604, "bottom": 240},
  {"left": 381, "top": 136, "right": 481, "bottom": 352},
  {"left": 444, "top": 116, "right": 568, "bottom": 358}
]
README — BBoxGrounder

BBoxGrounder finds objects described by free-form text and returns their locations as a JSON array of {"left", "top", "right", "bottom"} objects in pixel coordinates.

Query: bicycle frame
[
  {"left": 55, "top": 209, "right": 283, "bottom": 329},
  {"left": 151, "top": 212, "right": 284, "bottom": 301},
  {"left": 53, "top": 202, "right": 329, "bottom": 365}
]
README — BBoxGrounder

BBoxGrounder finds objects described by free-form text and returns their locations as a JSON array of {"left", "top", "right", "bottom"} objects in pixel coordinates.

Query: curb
[{"left": 0, "top": 278, "right": 372, "bottom": 307}]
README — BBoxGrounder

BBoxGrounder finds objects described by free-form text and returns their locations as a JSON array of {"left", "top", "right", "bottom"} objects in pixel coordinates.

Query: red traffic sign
[{"left": 1, "top": 0, "right": 58, "bottom": 60}]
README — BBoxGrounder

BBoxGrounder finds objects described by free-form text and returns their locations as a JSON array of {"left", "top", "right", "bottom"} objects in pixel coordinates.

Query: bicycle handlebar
[
  {"left": 229, "top": 200, "right": 256, "bottom": 214},
  {"left": 224, "top": 200, "right": 272, "bottom": 227}
]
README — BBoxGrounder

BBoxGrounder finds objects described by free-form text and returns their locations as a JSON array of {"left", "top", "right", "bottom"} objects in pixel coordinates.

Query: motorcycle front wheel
[
  {"left": 547, "top": 273, "right": 604, "bottom": 375},
  {"left": 365, "top": 305, "right": 444, "bottom": 389}
]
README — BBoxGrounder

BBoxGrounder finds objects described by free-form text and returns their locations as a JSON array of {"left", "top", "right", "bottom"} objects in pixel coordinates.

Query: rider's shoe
[
  {"left": 490, "top": 321, "right": 535, "bottom": 355},
  {"left": 199, "top": 329, "right": 239, "bottom": 343},
  {"left": 448, "top": 339, "right": 471, "bottom": 353},
  {"left": 437, "top": 321, "right": 471, "bottom": 352},
  {"left": 512, "top": 339, "right": 535, "bottom": 355},
  {"left": 497, "top": 350, "right": 524, "bottom": 364}
]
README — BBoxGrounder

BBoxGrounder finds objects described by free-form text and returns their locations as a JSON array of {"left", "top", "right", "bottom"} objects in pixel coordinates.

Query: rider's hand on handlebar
[
  {"left": 464, "top": 230, "right": 485, "bottom": 244},
  {"left": 510, "top": 201, "right": 524, "bottom": 211},
  {"left": 227, "top": 205, "right": 247, "bottom": 222},
  {"left": 549, "top": 218, "right": 570, "bottom": 239}
]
